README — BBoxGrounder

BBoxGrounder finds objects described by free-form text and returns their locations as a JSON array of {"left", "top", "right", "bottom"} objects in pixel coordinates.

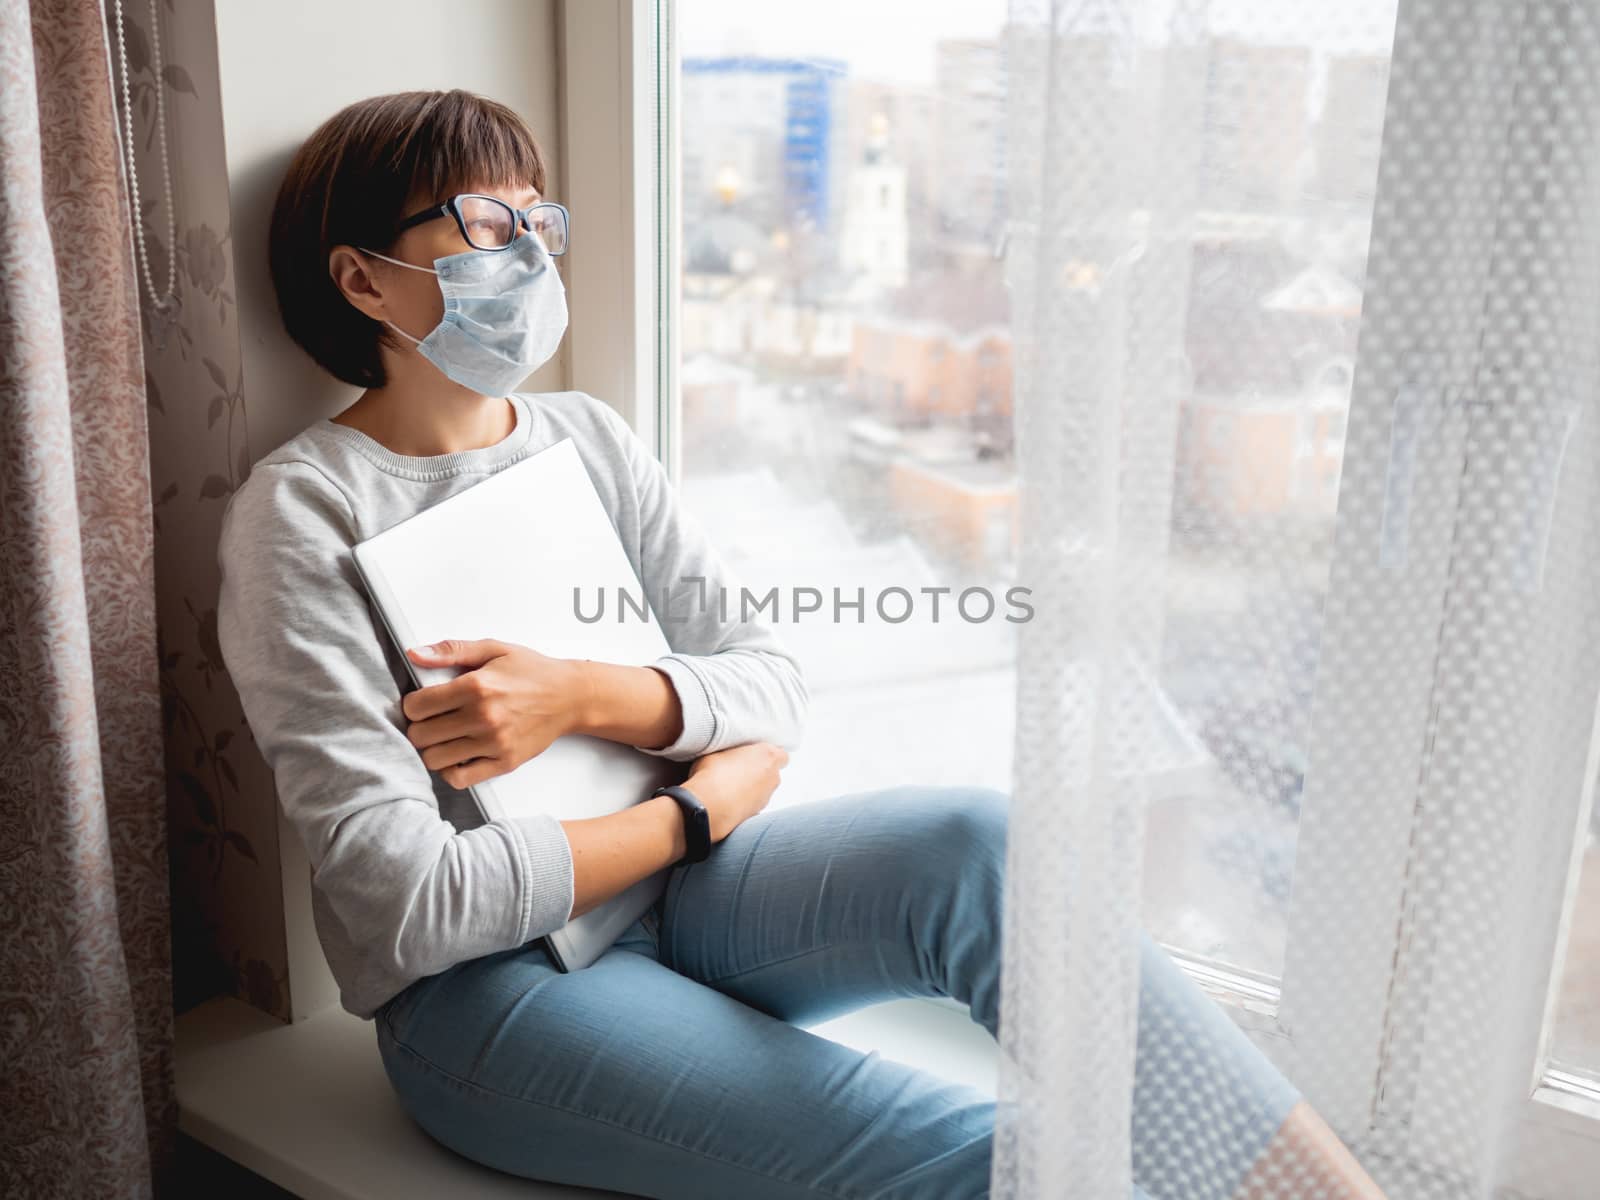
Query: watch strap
[{"left": 653, "top": 783, "right": 712, "bottom": 866}]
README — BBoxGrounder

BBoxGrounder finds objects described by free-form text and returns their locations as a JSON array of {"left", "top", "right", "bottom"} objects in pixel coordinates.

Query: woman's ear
[{"left": 328, "top": 245, "right": 385, "bottom": 320}]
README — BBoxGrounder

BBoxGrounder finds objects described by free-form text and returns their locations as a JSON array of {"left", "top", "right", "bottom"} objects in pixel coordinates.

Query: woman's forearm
[
  {"left": 560, "top": 793, "right": 685, "bottom": 921},
  {"left": 572, "top": 660, "right": 684, "bottom": 751}
]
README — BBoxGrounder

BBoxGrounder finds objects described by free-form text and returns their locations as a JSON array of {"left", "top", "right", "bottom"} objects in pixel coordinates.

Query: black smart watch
[{"left": 653, "top": 784, "right": 711, "bottom": 866}]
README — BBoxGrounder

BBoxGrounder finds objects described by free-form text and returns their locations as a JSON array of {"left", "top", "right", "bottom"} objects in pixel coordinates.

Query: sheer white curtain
[{"left": 994, "top": 1, "right": 1600, "bottom": 1197}]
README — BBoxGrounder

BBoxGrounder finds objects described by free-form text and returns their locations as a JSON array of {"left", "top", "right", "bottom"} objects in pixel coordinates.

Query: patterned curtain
[{"left": 0, "top": 0, "right": 177, "bottom": 1196}]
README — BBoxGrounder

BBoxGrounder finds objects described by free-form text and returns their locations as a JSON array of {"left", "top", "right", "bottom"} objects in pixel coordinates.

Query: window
[
  {"left": 670, "top": 0, "right": 1391, "bottom": 988},
  {"left": 592, "top": 1, "right": 1600, "bottom": 1187},
  {"left": 675, "top": 0, "right": 1019, "bottom": 815},
  {"left": 1325, "top": 406, "right": 1347, "bottom": 444},
  {"left": 1319, "top": 360, "right": 1352, "bottom": 390}
]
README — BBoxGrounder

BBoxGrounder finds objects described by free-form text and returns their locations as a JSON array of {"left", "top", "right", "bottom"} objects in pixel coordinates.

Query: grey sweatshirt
[{"left": 216, "top": 390, "right": 807, "bottom": 1019}]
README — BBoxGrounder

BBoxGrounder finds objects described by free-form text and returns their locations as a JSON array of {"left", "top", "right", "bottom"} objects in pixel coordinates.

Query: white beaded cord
[{"left": 112, "top": 0, "right": 179, "bottom": 316}]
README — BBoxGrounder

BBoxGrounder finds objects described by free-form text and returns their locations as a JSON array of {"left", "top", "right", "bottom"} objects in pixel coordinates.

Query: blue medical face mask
[{"left": 358, "top": 232, "right": 568, "bottom": 397}]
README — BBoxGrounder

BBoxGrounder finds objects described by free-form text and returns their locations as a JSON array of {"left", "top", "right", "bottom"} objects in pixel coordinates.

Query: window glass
[{"left": 677, "top": 0, "right": 1397, "bottom": 980}]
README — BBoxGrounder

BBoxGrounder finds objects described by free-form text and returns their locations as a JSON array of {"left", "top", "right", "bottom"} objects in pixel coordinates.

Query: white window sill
[
  {"left": 176, "top": 996, "right": 607, "bottom": 1199},
  {"left": 176, "top": 993, "right": 997, "bottom": 1199}
]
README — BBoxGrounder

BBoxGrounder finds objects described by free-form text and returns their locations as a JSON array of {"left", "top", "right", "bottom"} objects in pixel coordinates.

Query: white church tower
[{"left": 839, "top": 111, "right": 908, "bottom": 290}]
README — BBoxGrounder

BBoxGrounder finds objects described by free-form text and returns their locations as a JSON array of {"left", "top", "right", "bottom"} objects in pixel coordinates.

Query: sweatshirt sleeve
[
  {"left": 581, "top": 394, "right": 809, "bottom": 762},
  {"left": 215, "top": 461, "right": 575, "bottom": 983}
]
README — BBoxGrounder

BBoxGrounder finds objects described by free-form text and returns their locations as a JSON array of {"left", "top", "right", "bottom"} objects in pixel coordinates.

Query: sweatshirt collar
[{"left": 316, "top": 393, "right": 535, "bottom": 481}]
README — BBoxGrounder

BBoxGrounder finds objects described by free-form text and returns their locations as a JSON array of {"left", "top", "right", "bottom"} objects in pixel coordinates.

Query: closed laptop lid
[{"left": 351, "top": 435, "right": 681, "bottom": 827}]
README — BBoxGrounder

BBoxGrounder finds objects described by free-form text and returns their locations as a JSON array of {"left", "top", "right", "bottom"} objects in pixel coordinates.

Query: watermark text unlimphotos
[{"left": 574, "top": 577, "right": 1035, "bottom": 625}]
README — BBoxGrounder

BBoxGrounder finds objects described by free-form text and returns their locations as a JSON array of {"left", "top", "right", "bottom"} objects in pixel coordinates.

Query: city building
[
  {"left": 681, "top": 56, "right": 848, "bottom": 235},
  {"left": 934, "top": 38, "right": 1007, "bottom": 246},
  {"left": 1199, "top": 40, "right": 1313, "bottom": 213},
  {"left": 838, "top": 112, "right": 909, "bottom": 290},
  {"left": 1313, "top": 53, "right": 1391, "bottom": 210}
]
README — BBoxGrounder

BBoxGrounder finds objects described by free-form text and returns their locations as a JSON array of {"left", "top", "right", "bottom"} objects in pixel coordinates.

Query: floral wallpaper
[{"left": 111, "top": 0, "right": 289, "bottom": 1020}]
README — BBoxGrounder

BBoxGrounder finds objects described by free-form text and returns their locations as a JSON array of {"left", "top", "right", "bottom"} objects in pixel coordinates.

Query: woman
[{"left": 217, "top": 88, "right": 1385, "bottom": 1199}]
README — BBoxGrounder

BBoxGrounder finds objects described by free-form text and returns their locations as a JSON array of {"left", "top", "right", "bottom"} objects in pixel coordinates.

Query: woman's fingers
[
  {"left": 420, "top": 734, "right": 499, "bottom": 774},
  {"left": 405, "top": 706, "right": 482, "bottom": 750},
  {"left": 441, "top": 756, "right": 513, "bottom": 790}
]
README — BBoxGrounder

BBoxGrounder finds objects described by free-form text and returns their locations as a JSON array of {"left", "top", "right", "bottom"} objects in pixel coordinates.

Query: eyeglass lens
[{"left": 458, "top": 195, "right": 567, "bottom": 254}]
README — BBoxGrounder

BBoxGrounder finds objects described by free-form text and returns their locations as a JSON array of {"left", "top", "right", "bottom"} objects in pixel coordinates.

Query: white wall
[{"left": 211, "top": 0, "right": 564, "bottom": 1017}]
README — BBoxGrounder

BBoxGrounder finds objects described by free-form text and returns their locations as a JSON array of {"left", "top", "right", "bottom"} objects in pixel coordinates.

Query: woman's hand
[
  {"left": 401, "top": 637, "right": 587, "bottom": 789},
  {"left": 684, "top": 741, "right": 790, "bottom": 842}
]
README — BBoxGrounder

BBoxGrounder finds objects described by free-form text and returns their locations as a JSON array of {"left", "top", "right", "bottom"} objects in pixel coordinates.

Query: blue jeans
[{"left": 374, "top": 785, "right": 1300, "bottom": 1199}]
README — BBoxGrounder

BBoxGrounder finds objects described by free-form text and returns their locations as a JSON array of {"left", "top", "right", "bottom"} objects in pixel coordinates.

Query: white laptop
[{"left": 350, "top": 435, "right": 688, "bottom": 972}]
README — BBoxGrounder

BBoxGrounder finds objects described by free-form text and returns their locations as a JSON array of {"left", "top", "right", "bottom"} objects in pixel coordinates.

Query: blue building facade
[{"left": 683, "top": 55, "right": 848, "bottom": 232}]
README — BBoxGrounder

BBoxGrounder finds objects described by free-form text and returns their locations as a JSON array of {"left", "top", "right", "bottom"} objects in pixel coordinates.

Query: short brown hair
[{"left": 268, "top": 89, "right": 549, "bottom": 388}]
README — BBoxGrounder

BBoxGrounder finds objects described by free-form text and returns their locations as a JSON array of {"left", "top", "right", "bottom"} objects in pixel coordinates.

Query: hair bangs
[{"left": 401, "top": 91, "right": 547, "bottom": 205}]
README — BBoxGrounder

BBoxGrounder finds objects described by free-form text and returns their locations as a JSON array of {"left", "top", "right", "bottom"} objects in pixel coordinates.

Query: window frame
[{"left": 557, "top": 0, "right": 678, "bottom": 475}]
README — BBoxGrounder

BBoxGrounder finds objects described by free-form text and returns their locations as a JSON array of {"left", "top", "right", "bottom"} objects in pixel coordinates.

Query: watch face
[{"left": 688, "top": 805, "right": 711, "bottom": 859}]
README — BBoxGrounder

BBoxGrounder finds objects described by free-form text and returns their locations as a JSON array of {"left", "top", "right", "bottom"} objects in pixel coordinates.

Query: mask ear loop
[
  {"left": 358, "top": 246, "right": 440, "bottom": 274},
  {"left": 385, "top": 321, "right": 425, "bottom": 346},
  {"left": 356, "top": 247, "right": 437, "bottom": 345}
]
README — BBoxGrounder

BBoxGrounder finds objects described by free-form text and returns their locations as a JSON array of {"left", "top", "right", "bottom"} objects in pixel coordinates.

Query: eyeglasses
[{"left": 391, "top": 193, "right": 569, "bottom": 255}]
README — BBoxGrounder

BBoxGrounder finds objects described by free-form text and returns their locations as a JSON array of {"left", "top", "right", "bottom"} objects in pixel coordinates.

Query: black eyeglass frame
[{"left": 389, "top": 193, "right": 570, "bottom": 255}]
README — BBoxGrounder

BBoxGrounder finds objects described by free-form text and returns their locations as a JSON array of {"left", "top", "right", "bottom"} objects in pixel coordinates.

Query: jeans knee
[
  {"left": 916, "top": 785, "right": 1010, "bottom": 887},
  {"left": 953, "top": 785, "right": 1010, "bottom": 852}
]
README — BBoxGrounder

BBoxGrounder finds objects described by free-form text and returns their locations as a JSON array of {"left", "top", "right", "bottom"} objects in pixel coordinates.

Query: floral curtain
[{"left": 0, "top": 0, "right": 177, "bottom": 1196}]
